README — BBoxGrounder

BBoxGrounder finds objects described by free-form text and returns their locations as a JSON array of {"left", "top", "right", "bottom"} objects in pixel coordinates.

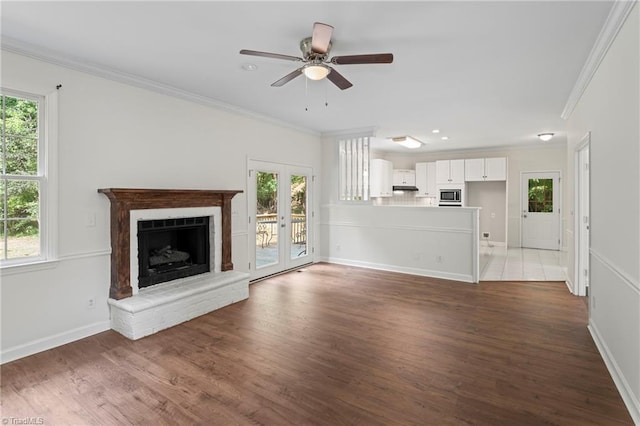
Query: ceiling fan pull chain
[
  {"left": 325, "top": 81, "right": 329, "bottom": 107},
  {"left": 305, "top": 76, "right": 309, "bottom": 111}
]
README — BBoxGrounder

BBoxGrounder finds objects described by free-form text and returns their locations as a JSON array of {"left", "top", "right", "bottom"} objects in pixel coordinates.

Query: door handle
[
  {"left": 523, "top": 214, "right": 528, "bottom": 218},
  {"left": 281, "top": 223, "right": 286, "bottom": 228}
]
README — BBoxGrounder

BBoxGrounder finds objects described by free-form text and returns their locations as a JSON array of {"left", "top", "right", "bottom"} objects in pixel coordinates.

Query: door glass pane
[
  {"left": 528, "top": 178, "right": 553, "bottom": 213},
  {"left": 290, "top": 174, "right": 307, "bottom": 260},
  {"left": 256, "top": 171, "right": 278, "bottom": 268}
]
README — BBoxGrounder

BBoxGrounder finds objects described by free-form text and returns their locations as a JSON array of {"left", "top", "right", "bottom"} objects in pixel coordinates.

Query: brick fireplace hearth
[{"left": 98, "top": 188, "right": 249, "bottom": 339}]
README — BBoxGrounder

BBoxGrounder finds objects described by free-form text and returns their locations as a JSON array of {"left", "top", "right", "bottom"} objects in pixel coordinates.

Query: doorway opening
[
  {"left": 248, "top": 160, "right": 313, "bottom": 281},
  {"left": 521, "top": 171, "right": 561, "bottom": 250},
  {"left": 575, "top": 133, "right": 590, "bottom": 296}
]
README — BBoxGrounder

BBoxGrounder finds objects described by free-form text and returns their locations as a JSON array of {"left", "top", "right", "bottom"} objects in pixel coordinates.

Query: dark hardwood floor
[{"left": 1, "top": 263, "right": 633, "bottom": 425}]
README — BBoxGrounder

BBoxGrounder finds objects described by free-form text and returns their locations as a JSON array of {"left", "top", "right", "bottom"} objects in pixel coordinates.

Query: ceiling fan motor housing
[{"left": 300, "top": 37, "right": 331, "bottom": 61}]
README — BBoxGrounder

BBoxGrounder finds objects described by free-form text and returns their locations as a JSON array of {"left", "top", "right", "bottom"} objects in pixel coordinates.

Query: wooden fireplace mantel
[{"left": 98, "top": 188, "right": 242, "bottom": 300}]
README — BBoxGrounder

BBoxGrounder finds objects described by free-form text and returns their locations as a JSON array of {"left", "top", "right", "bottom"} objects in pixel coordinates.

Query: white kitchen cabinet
[
  {"left": 370, "top": 159, "right": 393, "bottom": 197},
  {"left": 436, "top": 159, "right": 465, "bottom": 184},
  {"left": 415, "top": 162, "right": 436, "bottom": 197},
  {"left": 392, "top": 169, "right": 416, "bottom": 186},
  {"left": 465, "top": 157, "right": 507, "bottom": 181}
]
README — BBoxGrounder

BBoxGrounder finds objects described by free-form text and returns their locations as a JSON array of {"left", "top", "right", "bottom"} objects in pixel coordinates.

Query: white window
[
  {"left": 1, "top": 88, "right": 58, "bottom": 267},
  {"left": 338, "top": 136, "right": 370, "bottom": 201}
]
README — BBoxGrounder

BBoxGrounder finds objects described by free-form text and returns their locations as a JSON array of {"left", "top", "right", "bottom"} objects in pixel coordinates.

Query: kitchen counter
[{"left": 320, "top": 204, "right": 480, "bottom": 283}]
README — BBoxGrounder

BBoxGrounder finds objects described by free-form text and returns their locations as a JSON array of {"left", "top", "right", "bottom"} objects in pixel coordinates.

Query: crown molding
[
  {"left": 321, "top": 127, "right": 378, "bottom": 139},
  {"left": 561, "top": 0, "right": 637, "bottom": 120},
  {"left": 1, "top": 36, "right": 320, "bottom": 137}
]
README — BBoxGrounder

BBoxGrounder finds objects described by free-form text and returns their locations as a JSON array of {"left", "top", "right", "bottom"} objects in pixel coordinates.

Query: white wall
[
  {"left": 320, "top": 203, "right": 480, "bottom": 283},
  {"left": 565, "top": 4, "right": 639, "bottom": 422},
  {"left": 467, "top": 181, "right": 507, "bottom": 244},
  {"left": 375, "top": 143, "right": 567, "bottom": 247},
  {"left": 0, "top": 51, "right": 322, "bottom": 362}
]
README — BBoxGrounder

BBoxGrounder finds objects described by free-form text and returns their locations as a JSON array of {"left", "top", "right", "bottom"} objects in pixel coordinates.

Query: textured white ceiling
[{"left": 1, "top": 1, "right": 614, "bottom": 153}]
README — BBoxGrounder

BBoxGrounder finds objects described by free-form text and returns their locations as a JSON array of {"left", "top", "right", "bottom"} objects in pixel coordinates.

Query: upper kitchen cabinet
[
  {"left": 415, "top": 162, "right": 436, "bottom": 197},
  {"left": 436, "top": 159, "right": 465, "bottom": 185},
  {"left": 392, "top": 169, "right": 416, "bottom": 186},
  {"left": 465, "top": 157, "right": 507, "bottom": 181},
  {"left": 370, "top": 158, "right": 393, "bottom": 197}
]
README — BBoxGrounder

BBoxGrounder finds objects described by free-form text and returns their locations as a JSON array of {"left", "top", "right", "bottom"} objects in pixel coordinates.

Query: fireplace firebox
[{"left": 137, "top": 216, "right": 210, "bottom": 288}]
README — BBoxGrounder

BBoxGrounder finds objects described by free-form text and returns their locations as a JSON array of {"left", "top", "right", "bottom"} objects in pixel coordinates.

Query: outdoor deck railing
[{"left": 256, "top": 214, "right": 306, "bottom": 247}]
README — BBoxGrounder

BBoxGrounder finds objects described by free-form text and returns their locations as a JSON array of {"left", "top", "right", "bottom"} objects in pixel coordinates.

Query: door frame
[
  {"left": 247, "top": 159, "right": 314, "bottom": 281},
  {"left": 520, "top": 170, "right": 562, "bottom": 250},
  {"left": 574, "top": 132, "right": 590, "bottom": 296}
]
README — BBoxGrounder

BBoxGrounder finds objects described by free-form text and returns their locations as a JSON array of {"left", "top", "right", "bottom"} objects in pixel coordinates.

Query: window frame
[
  {"left": 1, "top": 87, "right": 58, "bottom": 269},
  {"left": 338, "top": 136, "right": 370, "bottom": 203}
]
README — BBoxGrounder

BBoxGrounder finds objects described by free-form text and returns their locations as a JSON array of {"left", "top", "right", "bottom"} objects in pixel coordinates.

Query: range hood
[{"left": 392, "top": 185, "right": 419, "bottom": 191}]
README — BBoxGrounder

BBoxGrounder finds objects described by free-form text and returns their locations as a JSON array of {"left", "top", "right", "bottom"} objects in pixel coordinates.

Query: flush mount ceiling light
[
  {"left": 538, "top": 133, "right": 554, "bottom": 142},
  {"left": 391, "top": 136, "right": 423, "bottom": 149},
  {"left": 302, "top": 64, "right": 330, "bottom": 81}
]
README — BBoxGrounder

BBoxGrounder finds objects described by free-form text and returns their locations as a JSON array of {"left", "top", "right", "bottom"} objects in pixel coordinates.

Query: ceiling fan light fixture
[
  {"left": 392, "top": 136, "right": 423, "bottom": 149},
  {"left": 538, "top": 133, "right": 554, "bottom": 142},
  {"left": 303, "top": 64, "right": 330, "bottom": 80}
]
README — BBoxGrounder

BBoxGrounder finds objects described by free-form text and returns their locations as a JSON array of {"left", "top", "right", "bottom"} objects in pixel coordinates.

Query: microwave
[{"left": 439, "top": 188, "right": 462, "bottom": 206}]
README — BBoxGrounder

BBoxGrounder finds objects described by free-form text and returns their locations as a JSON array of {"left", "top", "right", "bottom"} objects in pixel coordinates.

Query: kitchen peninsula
[{"left": 320, "top": 204, "right": 480, "bottom": 283}]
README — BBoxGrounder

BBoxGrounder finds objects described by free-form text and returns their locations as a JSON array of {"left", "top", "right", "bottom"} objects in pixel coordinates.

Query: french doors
[
  {"left": 521, "top": 171, "right": 561, "bottom": 250},
  {"left": 248, "top": 160, "right": 312, "bottom": 281}
]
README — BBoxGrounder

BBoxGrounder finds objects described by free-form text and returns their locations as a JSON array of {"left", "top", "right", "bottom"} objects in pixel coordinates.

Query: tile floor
[{"left": 480, "top": 245, "right": 567, "bottom": 281}]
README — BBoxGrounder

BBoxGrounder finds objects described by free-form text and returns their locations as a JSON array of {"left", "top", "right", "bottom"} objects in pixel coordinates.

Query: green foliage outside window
[
  {"left": 528, "top": 178, "right": 553, "bottom": 213},
  {"left": 256, "top": 172, "right": 306, "bottom": 215},
  {"left": 1, "top": 94, "right": 41, "bottom": 259}
]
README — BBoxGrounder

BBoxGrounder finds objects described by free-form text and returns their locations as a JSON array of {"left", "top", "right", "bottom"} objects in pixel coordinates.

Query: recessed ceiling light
[
  {"left": 242, "top": 63, "right": 258, "bottom": 71},
  {"left": 441, "top": 136, "right": 449, "bottom": 141},
  {"left": 432, "top": 129, "right": 440, "bottom": 134}
]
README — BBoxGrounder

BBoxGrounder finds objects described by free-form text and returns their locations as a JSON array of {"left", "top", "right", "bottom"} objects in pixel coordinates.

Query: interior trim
[
  {"left": 0, "top": 320, "right": 110, "bottom": 365},
  {"left": 321, "top": 221, "right": 473, "bottom": 234},
  {"left": 588, "top": 321, "right": 640, "bottom": 424},
  {"left": 590, "top": 248, "right": 640, "bottom": 293},
  {"left": 561, "top": 1, "right": 636, "bottom": 120},
  {"left": 321, "top": 257, "right": 475, "bottom": 284},
  {"left": 0, "top": 37, "right": 319, "bottom": 137}
]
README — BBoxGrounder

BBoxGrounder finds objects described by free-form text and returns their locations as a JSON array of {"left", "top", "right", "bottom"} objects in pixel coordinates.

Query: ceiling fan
[{"left": 239, "top": 22, "right": 394, "bottom": 90}]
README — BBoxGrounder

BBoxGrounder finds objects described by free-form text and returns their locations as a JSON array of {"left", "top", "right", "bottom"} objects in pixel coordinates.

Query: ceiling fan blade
[
  {"left": 239, "top": 49, "right": 302, "bottom": 62},
  {"left": 311, "top": 22, "right": 334, "bottom": 54},
  {"left": 326, "top": 67, "right": 353, "bottom": 90},
  {"left": 271, "top": 68, "right": 304, "bottom": 87},
  {"left": 331, "top": 53, "right": 394, "bottom": 65}
]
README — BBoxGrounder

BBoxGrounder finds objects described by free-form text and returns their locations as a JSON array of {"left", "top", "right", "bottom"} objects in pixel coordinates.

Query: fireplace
[
  {"left": 137, "top": 216, "right": 210, "bottom": 288},
  {"left": 98, "top": 188, "right": 250, "bottom": 340}
]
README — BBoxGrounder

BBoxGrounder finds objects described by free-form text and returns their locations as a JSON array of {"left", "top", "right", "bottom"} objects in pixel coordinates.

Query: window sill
[{"left": 0, "top": 258, "right": 60, "bottom": 276}]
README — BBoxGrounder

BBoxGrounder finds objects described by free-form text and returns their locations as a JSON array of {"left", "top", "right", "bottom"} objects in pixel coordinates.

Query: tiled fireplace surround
[{"left": 98, "top": 188, "right": 250, "bottom": 339}]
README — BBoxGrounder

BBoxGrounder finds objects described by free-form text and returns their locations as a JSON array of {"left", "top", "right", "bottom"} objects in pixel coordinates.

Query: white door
[
  {"left": 577, "top": 141, "right": 590, "bottom": 296},
  {"left": 521, "top": 172, "right": 561, "bottom": 250},
  {"left": 248, "top": 160, "right": 313, "bottom": 281}
]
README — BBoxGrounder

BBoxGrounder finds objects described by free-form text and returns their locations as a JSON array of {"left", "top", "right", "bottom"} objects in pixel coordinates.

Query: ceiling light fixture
[
  {"left": 538, "top": 133, "right": 554, "bottom": 142},
  {"left": 303, "top": 64, "right": 330, "bottom": 81},
  {"left": 441, "top": 136, "right": 449, "bottom": 141},
  {"left": 392, "top": 136, "right": 423, "bottom": 149},
  {"left": 432, "top": 129, "right": 440, "bottom": 134}
]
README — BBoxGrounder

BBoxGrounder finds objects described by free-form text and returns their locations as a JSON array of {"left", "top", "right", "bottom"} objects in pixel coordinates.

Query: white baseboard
[
  {"left": 1, "top": 320, "right": 110, "bottom": 365},
  {"left": 318, "top": 256, "right": 476, "bottom": 284},
  {"left": 588, "top": 321, "right": 640, "bottom": 424}
]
